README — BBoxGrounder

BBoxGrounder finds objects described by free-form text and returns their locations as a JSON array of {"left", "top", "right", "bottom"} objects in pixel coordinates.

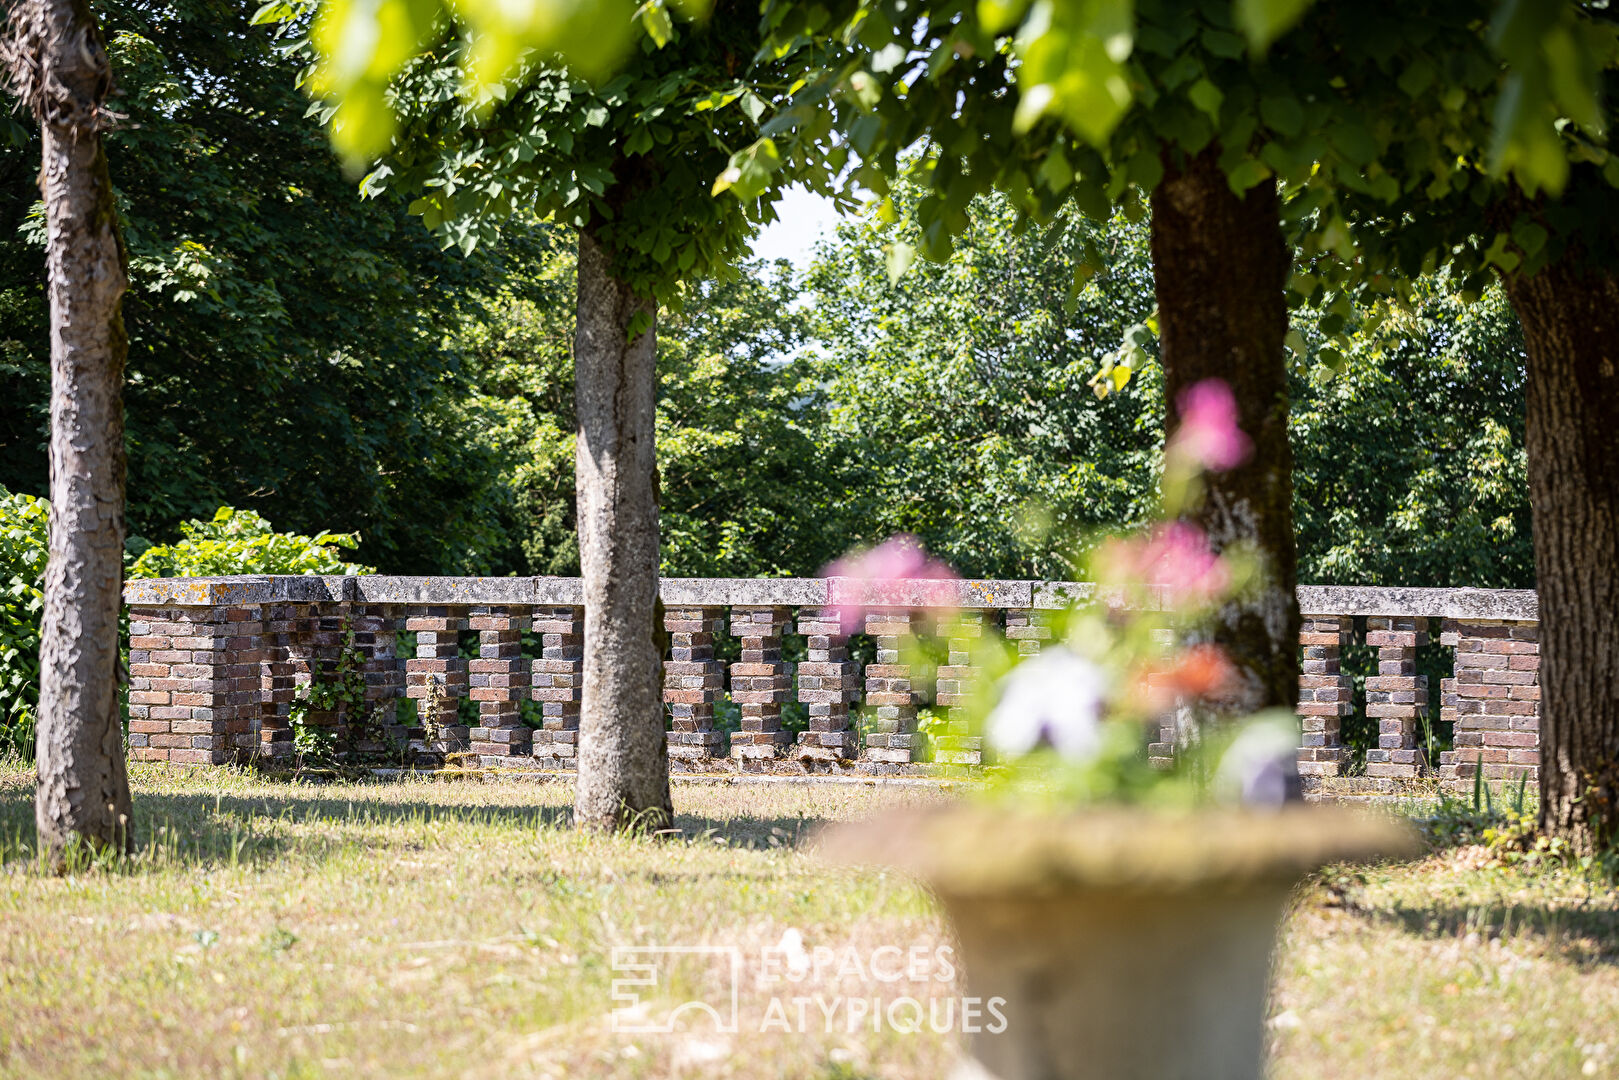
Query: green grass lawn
[{"left": 0, "top": 764, "right": 1615, "bottom": 1079}]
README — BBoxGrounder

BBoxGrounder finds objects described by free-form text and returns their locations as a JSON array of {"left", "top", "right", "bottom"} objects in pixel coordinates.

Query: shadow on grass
[
  {"left": 1353, "top": 896, "right": 1619, "bottom": 967},
  {"left": 0, "top": 782, "right": 849, "bottom": 872}
]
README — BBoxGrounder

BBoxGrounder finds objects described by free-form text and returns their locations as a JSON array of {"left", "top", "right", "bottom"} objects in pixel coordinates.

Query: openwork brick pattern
[
  {"left": 293, "top": 606, "right": 346, "bottom": 738},
  {"left": 1364, "top": 616, "right": 1428, "bottom": 778},
  {"left": 118, "top": 577, "right": 1544, "bottom": 783},
  {"left": 259, "top": 602, "right": 302, "bottom": 759},
  {"left": 468, "top": 606, "right": 530, "bottom": 761},
  {"left": 795, "top": 605, "right": 859, "bottom": 761},
  {"left": 1003, "top": 610, "right": 1053, "bottom": 656},
  {"left": 405, "top": 609, "right": 469, "bottom": 752},
  {"left": 530, "top": 606, "right": 582, "bottom": 763},
  {"left": 933, "top": 610, "right": 986, "bottom": 765},
  {"left": 864, "top": 609, "right": 922, "bottom": 764},
  {"left": 728, "top": 606, "right": 794, "bottom": 760},
  {"left": 664, "top": 606, "right": 725, "bottom": 760},
  {"left": 1296, "top": 616, "right": 1353, "bottom": 777},
  {"left": 1438, "top": 619, "right": 1542, "bottom": 781}
]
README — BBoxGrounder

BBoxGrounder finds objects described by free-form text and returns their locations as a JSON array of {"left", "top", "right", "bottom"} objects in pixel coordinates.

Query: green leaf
[
  {"left": 1510, "top": 219, "right": 1548, "bottom": 258},
  {"left": 713, "top": 138, "right": 781, "bottom": 202},
  {"left": 637, "top": 1, "right": 673, "bottom": 48},
  {"left": 1225, "top": 158, "right": 1271, "bottom": 194},
  {"left": 250, "top": 0, "right": 297, "bottom": 25},
  {"left": 1234, "top": 0, "right": 1316, "bottom": 54},
  {"left": 1258, "top": 93, "right": 1303, "bottom": 136},
  {"left": 884, "top": 241, "right": 916, "bottom": 286},
  {"left": 848, "top": 71, "right": 882, "bottom": 112},
  {"left": 1038, "top": 148, "right": 1074, "bottom": 193},
  {"left": 979, "top": 0, "right": 1030, "bottom": 34},
  {"left": 1199, "top": 29, "right": 1245, "bottom": 59},
  {"left": 1396, "top": 57, "right": 1435, "bottom": 99},
  {"left": 1188, "top": 78, "right": 1224, "bottom": 121}
]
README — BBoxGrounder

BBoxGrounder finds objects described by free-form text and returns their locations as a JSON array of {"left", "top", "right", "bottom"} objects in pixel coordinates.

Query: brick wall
[{"left": 121, "top": 577, "right": 1541, "bottom": 783}]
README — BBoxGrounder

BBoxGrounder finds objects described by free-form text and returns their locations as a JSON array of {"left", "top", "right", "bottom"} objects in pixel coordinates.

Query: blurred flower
[
  {"left": 1095, "top": 522, "right": 1230, "bottom": 605},
  {"left": 1163, "top": 643, "right": 1237, "bottom": 700},
  {"left": 822, "top": 534, "right": 958, "bottom": 635},
  {"left": 985, "top": 646, "right": 1107, "bottom": 761},
  {"left": 1168, "top": 379, "right": 1251, "bottom": 472},
  {"left": 1213, "top": 713, "right": 1303, "bottom": 806},
  {"left": 1137, "top": 643, "right": 1239, "bottom": 715}
]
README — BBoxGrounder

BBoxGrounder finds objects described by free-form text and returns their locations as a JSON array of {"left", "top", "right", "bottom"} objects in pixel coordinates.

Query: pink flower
[
  {"left": 822, "top": 534, "right": 958, "bottom": 635},
  {"left": 1168, "top": 379, "right": 1251, "bottom": 472},
  {"left": 1095, "top": 522, "right": 1230, "bottom": 606}
]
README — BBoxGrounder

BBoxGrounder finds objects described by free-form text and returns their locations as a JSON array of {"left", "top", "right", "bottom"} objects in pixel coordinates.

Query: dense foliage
[
  {"left": 803, "top": 198, "right": 1162, "bottom": 579},
  {"left": 1291, "top": 282, "right": 1531, "bottom": 587},
  {"left": 0, "top": 0, "right": 544, "bottom": 574},
  {"left": 0, "top": 4, "right": 1535, "bottom": 593},
  {"left": 0, "top": 488, "right": 46, "bottom": 758},
  {"left": 443, "top": 240, "right": 848, "bottom": 578},
  {"left": 128, "top": 507, "right": 373, "bottom": 578},
  {"left": 0, "top": 496, "right": 370, "bottom": 760},
  {"left": 794, "top": 187, "right": 1532, "bottom": 586}
]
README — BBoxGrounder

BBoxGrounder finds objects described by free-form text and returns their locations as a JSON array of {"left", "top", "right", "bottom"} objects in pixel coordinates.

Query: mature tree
[
  {"left": 1277, "top": 1, "right": 1617, "bottom": 848},
  {"left": 282, "top": 1, "right": 791, "bottom": 828},
  {"left": 747, "top": 0, "right": 1371, "bottom": 713},
  {"left": 748, "top": 0, "right": 1612, "bottom": 834},
  {"left": 1503, "top": 188, "right": 1619, "bottom": 848},
  {"left": 3, "top": 0, "right": 134, "bottom": 860}
]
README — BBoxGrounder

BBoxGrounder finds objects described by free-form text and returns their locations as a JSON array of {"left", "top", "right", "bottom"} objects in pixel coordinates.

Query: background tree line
[{"left": 0, "top": 2, "right": 1534, "bottom": 589}]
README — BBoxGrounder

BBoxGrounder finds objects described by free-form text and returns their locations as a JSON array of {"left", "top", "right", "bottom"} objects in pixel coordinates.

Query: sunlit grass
[{"left": 0, "top": 761, "right": 1615, "bottom": 1078}]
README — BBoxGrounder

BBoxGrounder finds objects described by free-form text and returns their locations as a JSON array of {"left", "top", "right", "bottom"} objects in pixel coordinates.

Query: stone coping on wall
[{"left": 122, "top": 575, "right": 1538, "bottom": 620}]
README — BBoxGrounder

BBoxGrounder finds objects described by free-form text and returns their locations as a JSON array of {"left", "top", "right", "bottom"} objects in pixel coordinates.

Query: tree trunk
[
  {"left": 571, "top": 228, "right": 672, "bottom": 831},
  {"left": 1149, "top": 148, "right": 1300, "bottom": 712},
  {"left": 1505, "top": 259, "right": 1619, "bottom": 852},
  {"left": 6, "top": 0, "right": 134, "bottom": 861}
]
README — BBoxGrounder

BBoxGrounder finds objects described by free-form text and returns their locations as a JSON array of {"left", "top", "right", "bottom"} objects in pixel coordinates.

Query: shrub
[
  {"left": 0, "top": 501, "right": 373, "bottom": 759},
  {"left": 0, "top": 487, "right": 46, "bottom": 759},
  {"left": 128, "top": 507, "right": 374, "bottom": 578}
]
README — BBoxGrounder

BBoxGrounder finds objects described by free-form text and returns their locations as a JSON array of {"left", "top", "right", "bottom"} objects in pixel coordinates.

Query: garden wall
[{"left": 122, "top": 577, "right": 1539, "bottom": 785}]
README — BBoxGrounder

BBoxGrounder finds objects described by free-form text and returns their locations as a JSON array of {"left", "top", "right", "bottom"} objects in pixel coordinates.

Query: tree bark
[
  {"left": 571, "top": 228, "right": 672, "bottom": 831},
  {"left": 1150, "top": 148, "right": 1300, "bottom": 712},
  {"left": 1505, "top": 259, "right": 1619, "bottom": 852},
  {"left": 6, "top": 0, "right": 134, "bottom": 861}
]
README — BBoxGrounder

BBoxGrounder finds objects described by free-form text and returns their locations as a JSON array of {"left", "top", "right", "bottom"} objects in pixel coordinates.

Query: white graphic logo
[{"left": 610, "top": 945, "right": 743, "bottom": 1033}]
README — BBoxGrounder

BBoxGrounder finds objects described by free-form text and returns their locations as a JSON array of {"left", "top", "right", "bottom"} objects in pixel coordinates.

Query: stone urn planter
[{"left": 823, "top": 805, "right": 1417, "bottom": 1080}]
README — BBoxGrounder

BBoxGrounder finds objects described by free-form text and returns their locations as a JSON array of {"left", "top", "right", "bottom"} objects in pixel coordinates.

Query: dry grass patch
[{"left": 0, "top": 764, "right": 1616, "bottom": 1079}]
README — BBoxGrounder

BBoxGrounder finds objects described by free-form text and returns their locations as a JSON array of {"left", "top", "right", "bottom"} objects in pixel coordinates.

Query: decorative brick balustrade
[
  {"left": 123, "top": 577, "right": 1540, "bottom": 785},
  {"left": 1296, "top": 616, "right": 1353, "bottom": 778},
  {"left": 529, "top": 606, "right": 582, "bottom": 764}
]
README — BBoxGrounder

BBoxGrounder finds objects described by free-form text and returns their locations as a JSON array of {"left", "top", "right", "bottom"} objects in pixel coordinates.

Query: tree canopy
[{"left": 0, "top": 0, "right": 553, "bottom": 573}]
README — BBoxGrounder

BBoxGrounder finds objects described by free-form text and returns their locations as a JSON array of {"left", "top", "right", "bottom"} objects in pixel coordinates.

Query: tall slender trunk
[
  {"left": 1505, "top": 257, "right": 1619, "bottom": 852},
  {"left": 571, "top": 228, "right": 672, "bottom": 831},
  {"left": 1149, "top": 148, "right": 1300, "bottom": 711},
  {"left": 6, "top": 0, "right": 134, "bottom": 860}
]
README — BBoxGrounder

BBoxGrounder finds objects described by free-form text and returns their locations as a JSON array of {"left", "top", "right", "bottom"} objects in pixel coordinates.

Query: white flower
[
  {"left": 985, "top": 646, "right": 1107, "bottom": 761},
  {"left": 1213, "top": 711, "right": 1303, "bottom": 806}
]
